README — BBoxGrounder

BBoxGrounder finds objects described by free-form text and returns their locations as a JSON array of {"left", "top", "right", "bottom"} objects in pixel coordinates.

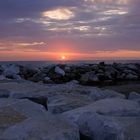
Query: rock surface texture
[{"left": 0, "top": 98, "right": 80, "bottom": 140}]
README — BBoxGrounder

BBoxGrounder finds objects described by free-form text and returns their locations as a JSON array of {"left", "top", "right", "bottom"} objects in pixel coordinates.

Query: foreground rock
[
  {"left": 0, "top": 98, "right": 80, "bottom": 140},
  {"left": 62, "top": 98, "right": 140, "bottom": 140},
  {"left": 128, "top": 91, "right": 140, "bottom": 100},
  {"left": 89, "top": 88, "right": 125, "bottom": 101},
  {"left": 128, "top": 92, "right": 140, "bottom": 106},
  {"left": 0, "top": 82, "right": 127, "bottom": 114}
]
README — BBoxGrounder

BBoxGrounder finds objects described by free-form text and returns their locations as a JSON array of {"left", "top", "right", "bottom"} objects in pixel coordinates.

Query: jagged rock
[
  {"left": 2, "top": 64, "right": 21, "bottom": 79},
  {"left": 43, "top": 76, "right": 54, "bottom": 84},
  {"left": 0, "top": 75, "right": 7, "bottom": 80},
  {"left": 20, "top": 66, "right": 38, "bottom": 80},
  {"left": 80, "top": 71, "right": 100, "bottom": 85},
  {"left": 125, "top": 73, "right": 138, "bottom": 80},
  {"left": 0, "top": 98, "right": 80, "bottom": 140},
  {"left": 62, "top": 98, "right": 140, "bottom": 140},
  {"left": 63, "top": 98, "right": 140, "bottom": 121},
  {"left": 0, "top": 89, "right": 10, "bottom": 98},
  {"left": 127, "top": 64, "right": 138, "bottom": 71},
  {"left": 89, "top": 88, "right": 125, "bottom": 101},
  {"left": 48, "top": 94, "right": 92, "bottom": 114},
  {"left": 128, "top": 92, "right": 140, "bottom": 100},
  {"left": 64, "top": 112, "right": 140, "bottom": 140},
  {"left": 30, "top": 72, "right": 46, "bottom": 82},
  {"left": 55, "top": 66, "right": 65, "bottom": 76}
]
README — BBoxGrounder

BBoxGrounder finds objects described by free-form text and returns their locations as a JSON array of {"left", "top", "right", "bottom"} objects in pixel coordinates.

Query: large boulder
[
  {"left": 62, "top": 98, "right": 140, "bottom": 140},
  {"left": 29, "top": 72, "right": 46, "bottom": 82},
  {"left": 89, "top": 88, "right": 125, "bottom": 101},
  {"left": 128, "top": 92, "right": 140, "bottom": 100},
  {"left": 63, "top": 98, "right": 140, "bottom": 119},
  {"left": 125, "top": 73, "right": 138, "bottom": 80},
  {"left": 0, "top": 75, "right": 7, "bottom": 80},
  {"left": 128, "top": 92, "right": 140, "bottom": 106},
  {"left": 0, "top": 89, "right": 10, "bottom": 98},
  {"left": 0, "top": 98, "right": 80, "bottom": 140},
  {"left": 71, "top": 113, "right": 140, "bottom": 140},
  {"left": 55, "top": 66, "right": 65, "bottom": 76},
  {"left": 80, "top": 71, "right": 100, "bottom": 85},
  {"left": 48, "top": 94, "right": 92, "bottom": 114},
  {"left": 2, "top": 64, "right": 21, "bottom": 80}
]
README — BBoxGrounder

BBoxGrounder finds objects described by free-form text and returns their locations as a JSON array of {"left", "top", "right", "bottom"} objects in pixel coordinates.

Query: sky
[{"left": 0, "top": 0, "right": 140, "bottom": 61}]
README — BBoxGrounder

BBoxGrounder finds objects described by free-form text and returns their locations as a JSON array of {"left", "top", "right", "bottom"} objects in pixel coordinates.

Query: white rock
[
  {"left": 55, "top": 66, "right": 65, "bottom": 76},
  {"left": 0, "top": 98, "right": 80, "bottom": 140}
]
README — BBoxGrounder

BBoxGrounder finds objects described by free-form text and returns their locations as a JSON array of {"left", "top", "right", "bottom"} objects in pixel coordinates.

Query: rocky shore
[
  {"left": 0, "top": 62, "right": 140, "bottom": 86},
  {"left": 0, "top": 62, "right": 140, "bottom": 140}
]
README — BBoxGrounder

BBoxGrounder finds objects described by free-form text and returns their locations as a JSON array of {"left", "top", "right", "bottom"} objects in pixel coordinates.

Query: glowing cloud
[
  {"left": 42, "top": 8, "right": 74, "bottom": 20},
  {"left": 16, "top": 42, "right": 45, "bottom": 46}
]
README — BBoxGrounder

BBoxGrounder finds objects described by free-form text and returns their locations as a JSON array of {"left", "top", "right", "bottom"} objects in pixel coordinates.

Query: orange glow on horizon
[{"left": 0, "top": 49, "right": 140, "bottom": 61}]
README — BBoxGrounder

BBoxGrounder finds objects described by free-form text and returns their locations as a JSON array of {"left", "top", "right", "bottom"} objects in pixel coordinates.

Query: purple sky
[{"left": 0, "top": 0, "right": 140, "bottom": 60}]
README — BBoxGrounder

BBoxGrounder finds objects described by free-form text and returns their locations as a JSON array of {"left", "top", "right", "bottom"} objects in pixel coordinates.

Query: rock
[
  {"left": 30, "top": 72, "right": 46, "bottom": 82},
  {"left": 127, "top": 64, "right": 138, "bottom": 71},
  {"left": 0, "top": 66, "right": 4, "bottom": 75},
  {"left": 20, "top": 66, "right": 38, "bottom": 80},
  {"left": 70, "top": 112, "right": 140, "bottom": 140},
  {"left": 89, "top": 88, "right": 125, "bottom": 101},
  {"left": 128, "top": 92, "right": 140, "bottom": 100},
  {"left": 0, "top": 89, "right": 10, "bottom": 98},
  {"left": 80, "top": 71, "right": 100, "bottom": 85},
  {"left": 43, "top": 76, "right": 54, "bottom": 84},
  {"left": 66, "top": 80, "right": 79, "bottom": 85},
  {"left": 0, "top": 75, "right": 7, "bottom": 80},
  {"left": 64, "top": 66, "right": 71, "bottom": 72},
  {"left": 62, "top": 98, "right": 140, "bottom": 140},
  {"left": 0, "top": 98, "right": 80, "bottom": 140},
  {"left": 63, "top": 98, "right": 140, "bottom": 122},
  {"left": 55, "top": 66, "right": 65, "bottom": 76},
  {"left": 19, "top": 96, "right": 48, "bottom": 110},
  {"left": 125, "top": 73, "right": 138, "bottom": 80},
  {"left": 48, "top": 94, "right": 92, "bottom": 114},
  {"left": 2, "top": 64, "right": 21, "bottom": 79}
]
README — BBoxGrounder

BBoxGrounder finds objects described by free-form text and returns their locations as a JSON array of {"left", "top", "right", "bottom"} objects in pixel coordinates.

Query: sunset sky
[{"left": 0, "top": 0, "right": 140, "bottom": 61}]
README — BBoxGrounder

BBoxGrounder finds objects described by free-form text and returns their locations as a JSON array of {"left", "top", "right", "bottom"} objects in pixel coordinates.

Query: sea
[{"left": 0, "top": 60, "right": 140, "bottom": 68}]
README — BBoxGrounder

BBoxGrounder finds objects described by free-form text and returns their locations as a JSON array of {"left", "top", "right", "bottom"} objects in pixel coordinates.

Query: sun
[{"left": 61, "top": 55, "right": 66, "bottom": 60}]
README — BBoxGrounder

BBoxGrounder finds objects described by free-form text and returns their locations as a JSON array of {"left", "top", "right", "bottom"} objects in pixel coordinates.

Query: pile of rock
[
  {"left": 0, "top": 62, "right": 140, "bottom": 85},
  {"left": 0, "top": 82, "right": 140, "bottom": 140}
]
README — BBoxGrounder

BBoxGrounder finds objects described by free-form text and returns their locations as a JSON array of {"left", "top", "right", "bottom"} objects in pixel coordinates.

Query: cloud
[
  {"left": 16, "top": 42, "right": 45, "bottom": 46},
  {"left": 42, "top": 8, "right": 75, "bottom": 20},
  {"left": 0, "top": 0, "right": 140, "bottom": 59}
]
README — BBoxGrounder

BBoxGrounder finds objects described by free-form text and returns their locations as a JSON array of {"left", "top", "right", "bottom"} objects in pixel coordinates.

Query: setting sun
[{"left": 61, "top": 55, "right": 66, "bottom": 60}]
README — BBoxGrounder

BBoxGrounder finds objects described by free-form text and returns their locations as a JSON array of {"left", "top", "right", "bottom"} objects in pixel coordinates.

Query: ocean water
[{"left": 0, "top": 60, "right": 140, "bottom": 68}]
